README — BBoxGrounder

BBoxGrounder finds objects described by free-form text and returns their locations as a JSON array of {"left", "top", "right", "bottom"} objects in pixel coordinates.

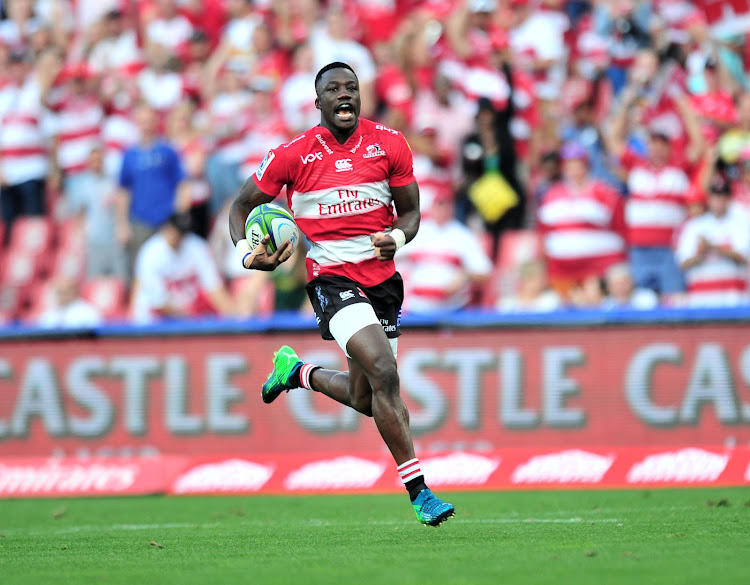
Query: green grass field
[{"left": 1, "top": 488, "right": 748, "bottom": 585}]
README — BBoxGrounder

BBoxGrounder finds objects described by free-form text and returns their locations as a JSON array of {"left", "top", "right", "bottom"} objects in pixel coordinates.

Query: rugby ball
[{"left": 245, "top": 203, "right": 299, "bottom": 255}]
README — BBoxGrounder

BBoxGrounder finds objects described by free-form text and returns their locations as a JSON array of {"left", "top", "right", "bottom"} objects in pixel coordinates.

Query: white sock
[{"left": 397, "top": 458, "right": 423, "bottom": 486}]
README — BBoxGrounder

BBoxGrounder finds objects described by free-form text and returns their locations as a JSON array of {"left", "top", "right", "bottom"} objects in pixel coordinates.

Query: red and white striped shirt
[
  {"left": 398, "top": 218, "right": 492, "bottom": 314},
  {"left": 675, "top": 210, "right": 750, "bottom": 307},
  {"left": 102, "top": 113, "right": 139, "bottom": 178},
  {"left": 537, "top": 180, "right": 627, "bottom": 281},
  {"left": 621, "top": 150, "right": 690, "bottom": 248},
  {"left": 51, "top": 94, "right": 104, "bottom": 175},
  {"left": 0, "top": 81, "right": 48, "bottom": 185},
  {"left": 254, "top": 119, "right": 415, "bottom": 287}
]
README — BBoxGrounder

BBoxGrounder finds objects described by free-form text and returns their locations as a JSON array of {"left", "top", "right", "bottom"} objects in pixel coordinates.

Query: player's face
[{"left": 316, "top": 68, "right": 361, "bottom": 135}]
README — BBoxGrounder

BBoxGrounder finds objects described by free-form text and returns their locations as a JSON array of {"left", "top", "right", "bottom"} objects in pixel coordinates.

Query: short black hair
[{"left": 314, "top": 62, "right": 357, "bottom": 90}]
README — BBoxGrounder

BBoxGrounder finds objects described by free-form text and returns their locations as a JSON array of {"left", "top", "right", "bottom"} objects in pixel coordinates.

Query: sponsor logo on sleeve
[
  {"left": 283, "top": 456, "right": 387, "bottom": 490},
  {"left": 511, "top": 450, "right": 614, "bottom": 484},
  {"left": 172, "top": 459, "right": 274, "bottom": 494},
  {"left": 339, "top": 290, "right": 355, "bottom": 301},
  {"left": 255, "top": 151, "right": 275, "bottom": 181},
  {"left": 626, "top": 448, "right": 730, "bottom": 484}
]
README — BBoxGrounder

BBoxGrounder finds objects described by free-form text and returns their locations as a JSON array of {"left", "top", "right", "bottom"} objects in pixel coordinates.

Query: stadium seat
[
  {"left": 50, "top": 245, "right": 87, "bottom": 281},
  {"left": 22, "top": 278, "right": 58, "bottom": 323},
  {"left": 8, "top": 217, "right": 53, "bottom": 256},
  {"left": 481, "top": 230, "right": 543, "bottom": 308},
  {"left": 82, "top": 277, "right": 127, "bottom": 320},
  {"left": 56, "top": 217, "right": 85, "bottom": 253},
  {"left": 0, "top": 252, "right": 43, "bottom": 288}
]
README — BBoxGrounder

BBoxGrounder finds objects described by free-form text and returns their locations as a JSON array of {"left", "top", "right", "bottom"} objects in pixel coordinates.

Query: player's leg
[{"left": 344, "top": 321, "right": 454, "bottom": 526}]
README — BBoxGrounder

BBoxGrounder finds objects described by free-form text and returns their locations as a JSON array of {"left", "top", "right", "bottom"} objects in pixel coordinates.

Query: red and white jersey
[
  {"left": 0, "top": 81, "right": 48, "bottom": 185},
  {"left": 133, "top": 232, "right": 222, "bottom": 323},
  {"left": 102, "top": 113, "right": 140, "bottom": 178},
  {"left": 208, "top": 91, "right": 253, "bottom": 163},
  {"left": 621, "top": 150, "right": 690, "bottom": 247},
  {"left": 50, "top": 94, "right": 104, "bottom": 175},
  {"left": 537, "top": 180, "right": 627, "bottom": 281},
  {"left": 398, "top": 218, "right": 492, "bottom": 314},
  {"left": 675, "top": 211, "right": 750, "bottom": 307},
  {"left": 253, "top": 119, "right": 415, "bottom": 287}
]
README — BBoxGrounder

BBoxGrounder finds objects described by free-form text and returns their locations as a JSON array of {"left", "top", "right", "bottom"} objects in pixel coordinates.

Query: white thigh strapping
[{"left": 328, "top": 302, "right": 381, "bottom": 357}]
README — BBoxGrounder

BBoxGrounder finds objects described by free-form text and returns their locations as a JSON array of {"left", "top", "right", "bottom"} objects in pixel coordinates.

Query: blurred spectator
[
  {"left": 309, "top": 5, "right": 376, "bottom": 118},
  {"left": 203, "top": 61, "right": 252, "bottom": 214},
  {"left": 0, "top": 47, "right": 58, "bottom": 242},
  {"left": 214, "top": 0, "right": 264, "bottom": 73},
  {"left": 509, "top": 0, "right": 568, "bottom": 102},
  {"left": 559, "top": 88, "right": 620, "bottom": 189},
  {"left": 166, "top": 100, "right": 211, "bottom": 237},
  {"left": 607, "top": 85, "right": 704, "bottom": 296},
  {"left": 67, "top": 145, "right": 127, "bottom": 280},
  {"left": 602, "top": 262, "right": 659, "bottom": 310},
  {"left": 87, "top": 9, "right": 142, "bottom": 75},
  {"left": 570, "top": 273, "right": 606, "bottom": 308},
  {"left": 233, "top": 241, "right": 310, "bottom": 317},
  {"left": 46, "top": 62, "right": 104, "bottom": 195},
  {"left": 38, "top": 275, "right": 102, "bottom": 328},
  {"left": 411, "top": 73, "right": 475, "bottom": 175},
  {"left": 458, "top": 95, "right": 525, "bottom": 258},
  {"left": 717, "top": 93, "right": 750, "bottom": 166},
  {"left": 279, "top": 42, "right": 318, "bottom": 136},
  {"left": 136, "top": 43, "right": 184, "bottom": 113},
  {"left": 676, "top": 178, "right": 750, "bottom": 307},
  {"left": 592, "top": 0, "right": 652, "bottom": 94},
  {"left": 397, "top": 190, "right": 492, "bottom": 314},
  {"left": 144, "top": 0, "right": 194, "bottom": 56},
  {"left": 132, "top": 212, "right": 235, "bottom": 323},
  {"left": 117, "top": 102, "right": 185, "bottom": 272},
  {"left": 237, "top": 77, "right": 289, "bottom": 182},
  {"left": 688, "top": 56, "right": 737, "bottom": 145},
  {"left": 497, "top": 258, "right": 562, "bottom": 312},
  {"left": 536, "top": 142, "right": 626, "bottom": 300},
  {"left": 533, "top": 150, "right": 562, "bottom": 207}
]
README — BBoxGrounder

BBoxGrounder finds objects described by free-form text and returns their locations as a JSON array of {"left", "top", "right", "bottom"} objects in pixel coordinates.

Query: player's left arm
[{"left": 373, "top": 181, "right": 420, "bottom": 261}]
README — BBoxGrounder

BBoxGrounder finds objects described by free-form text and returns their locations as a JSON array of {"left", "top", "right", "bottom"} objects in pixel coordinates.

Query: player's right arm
[{"left": 229, "top": 149, "right": 293, "bottom": 271}]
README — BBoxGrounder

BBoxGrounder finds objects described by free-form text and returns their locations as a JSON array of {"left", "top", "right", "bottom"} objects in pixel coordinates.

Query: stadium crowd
[{"left": 1, "top": 0, "right": 750, "bottom": 327}]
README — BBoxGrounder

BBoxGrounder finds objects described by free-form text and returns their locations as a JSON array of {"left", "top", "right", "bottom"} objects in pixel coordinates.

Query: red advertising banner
[
  {"left": 2, "top": 446, "right": 748, "bottom": 497},
  {"left": 1, "top": 324, "right": 750, "bottom": 461}
]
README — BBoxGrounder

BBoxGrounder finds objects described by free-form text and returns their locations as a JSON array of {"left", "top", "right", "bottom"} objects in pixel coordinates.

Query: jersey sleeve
[
  {"left": 252, "top": 145, "right": 288, "bottom": 197},
  {"left": 388, "top": 133, "right": 416, "bottom": 188}
]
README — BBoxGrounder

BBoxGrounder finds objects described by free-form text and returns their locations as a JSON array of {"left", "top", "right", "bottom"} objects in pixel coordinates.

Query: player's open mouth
[{"left": 335, "top": 103, "right": 354, "bottom": 121}]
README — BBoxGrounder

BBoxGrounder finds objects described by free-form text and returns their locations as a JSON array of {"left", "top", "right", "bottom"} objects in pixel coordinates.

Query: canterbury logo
[{"left": 335, "top": 158, "right": 353, "bottom": 171}]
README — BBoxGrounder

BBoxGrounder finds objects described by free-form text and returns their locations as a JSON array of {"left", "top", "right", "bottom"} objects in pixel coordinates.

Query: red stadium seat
[
  {"left": 482, "top": 230, "right": 543, "bottom": 308},
  {"left": 0, "top": 253, "right": 43, "bottom": 288},
  {"left": 22, "top": 278, "right": 57, "bottom": 323},
  {"left": 8, "top": 217, "right": 53, "bottom": 256},
  {"left": 50, "top": 245, "right": 87, "bottom": 281},
  {"left": 82, "top": 277, "right": 127, "bottom": 320},
  {"left": 56, "top": 217, "right": 85, "bottom": 253}
]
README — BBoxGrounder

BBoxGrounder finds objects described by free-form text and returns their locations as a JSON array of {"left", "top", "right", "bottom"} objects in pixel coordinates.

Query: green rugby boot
[
  {"left": 262, "top": 345, "right": 303, "bottom": 404},
  {"left": 412, "top": 488, "right": 455, "bottom": 527}
]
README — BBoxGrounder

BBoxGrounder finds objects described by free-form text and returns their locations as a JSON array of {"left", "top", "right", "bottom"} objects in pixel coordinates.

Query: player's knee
[{"left": 369, "top": 355, "right": 400, "bottom": 396}]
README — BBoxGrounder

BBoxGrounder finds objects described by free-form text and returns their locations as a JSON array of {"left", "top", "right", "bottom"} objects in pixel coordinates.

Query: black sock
[
  {"left": 406, "top": 477, "right": 428, "bottom": 501},
  {"left": 287, "top": 363, "right": 304, "bottom": 388}
]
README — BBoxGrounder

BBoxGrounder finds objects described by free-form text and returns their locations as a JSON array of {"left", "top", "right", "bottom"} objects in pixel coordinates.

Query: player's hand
[
  {"left": 248, "top": 234, "right": 293, "bottom": 271},
  {"left": 371, "top": 232, "right": 396, "bottom": 261}
]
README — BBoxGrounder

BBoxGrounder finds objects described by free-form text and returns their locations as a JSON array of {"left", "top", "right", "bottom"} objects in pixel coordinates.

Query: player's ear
[{"left": 315, "top": 97, "right": 320, "bottom": 111}]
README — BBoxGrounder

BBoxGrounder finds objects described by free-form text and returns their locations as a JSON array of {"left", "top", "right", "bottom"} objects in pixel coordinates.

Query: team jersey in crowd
[
  {"left": 132, "top": 232, "right": 222, "bottom": 323},
  {"left": 0, "top": 80, "right": 48, "bottom": 186},
  {"left": 675, "top": 210, "right": 750, "bottom": 307},
  {"left": 398, "top": 218, "right": 492, "bottom": 314},
  {"left": 253, "top": 118, "right": 415, "bottom": 287},
  {"left": 620, "top": 149, "right": 690, "bottom": 247},
  {"left": 537, "top": 180, "right": 627, "bottom": 281}
]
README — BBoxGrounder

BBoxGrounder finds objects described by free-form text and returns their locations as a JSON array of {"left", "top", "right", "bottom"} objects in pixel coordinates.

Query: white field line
[{"left": 1, "top": 517, "right": 623, "bottom": 537}]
